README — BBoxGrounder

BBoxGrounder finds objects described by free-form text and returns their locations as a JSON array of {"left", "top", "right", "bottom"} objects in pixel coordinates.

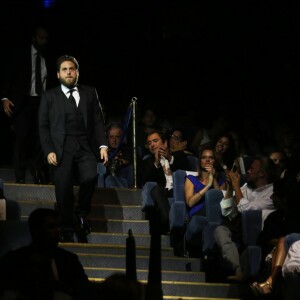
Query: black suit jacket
[
  {"left": 2, "top": 44, "right": 56, "bottom": 113},
  {"left": 39, "top": 85, "right": 106, "bottom": 163},
  {"left": 141, "top": 150, "right": 191, "bottom": 187}
]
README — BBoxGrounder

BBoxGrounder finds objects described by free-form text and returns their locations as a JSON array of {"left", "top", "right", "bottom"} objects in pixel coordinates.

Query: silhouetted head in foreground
[{"left": 100, "top": 272, "right": 144, "bottom": 300}]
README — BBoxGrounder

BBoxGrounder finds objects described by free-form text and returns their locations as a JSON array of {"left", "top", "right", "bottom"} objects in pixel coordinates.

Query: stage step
[{"left": 0, "top": 170, "right": 245, "bottom": 299}]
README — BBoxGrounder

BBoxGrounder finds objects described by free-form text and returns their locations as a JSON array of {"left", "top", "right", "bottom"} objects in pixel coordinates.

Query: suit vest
[{"left": 64, "top": 96, "right": 86, "bottom": 136}]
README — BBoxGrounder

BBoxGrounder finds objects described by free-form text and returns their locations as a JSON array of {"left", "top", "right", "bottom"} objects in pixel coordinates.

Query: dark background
[{"left": 1, "top": 0, "right": 300, "bottom": 128}]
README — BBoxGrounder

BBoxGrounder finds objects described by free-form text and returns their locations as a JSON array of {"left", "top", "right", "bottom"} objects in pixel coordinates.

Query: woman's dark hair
[{"left": 212, "top": 132, "right": 237, "bottom": 169}]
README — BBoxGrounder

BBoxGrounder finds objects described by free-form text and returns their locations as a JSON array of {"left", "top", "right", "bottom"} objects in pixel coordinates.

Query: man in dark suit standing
[
  {"left": 2, "top": 24, "right": 56, "bottom": 184},
  {"left": 39, "top": 55, "right": 108, "bottom": 243}
]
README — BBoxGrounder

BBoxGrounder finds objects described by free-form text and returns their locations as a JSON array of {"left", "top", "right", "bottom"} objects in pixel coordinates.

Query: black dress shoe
[
  {"left": 79, "top": 216, "right": 91, "bottom": 235},
  {"left": 32, "top": 170, "right": 45, "bottom": 184},
  {"left": 75, "top": 230, "right": 88, "bottom": 243},
  {"left": 75, "top": 216, "right": 91, "bottom": 243}
]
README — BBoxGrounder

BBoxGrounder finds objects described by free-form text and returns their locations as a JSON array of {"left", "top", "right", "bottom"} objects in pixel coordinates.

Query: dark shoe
[
  {"left": 75, "top": 230, "right": 88, "bottom": 243},
  {"left": 32, "top": 170, "right": 45, "bottom": 184},
  {"left": 75, "top": 216, "right": 91, "bottom": 243},
  {"left": 79, "top": 216, "right": 91, "bottom": 235},
  {"left": 59, "top": 231, "right": 75, "bottom": 243}
]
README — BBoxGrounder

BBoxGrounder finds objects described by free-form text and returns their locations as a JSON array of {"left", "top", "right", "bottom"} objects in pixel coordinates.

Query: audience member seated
[
  {"left": 211, "top": 133, "right": 237, "bottom": 171},
  {"left": 250, "top": 233, "right": 300, "bottom": 298},
  {"left": 185, "top": 147, "right": 226, "bottom": 219},
  {"left": 213, "top": 155, "right": 277, "bottom": 282},
  {"left": 256, "top": 178, "right": 289, "bottom": 279},
  {"left": 168, "top": 127, "right": 196, "bottom": 156},
  {"left": 0, "top": 208, "right": 90, "bottom": 300},
  {"left": 190, "top": 113, "right": 231, "bottom": 157},
  {"left": 250, "top": 168, "right": 300, "bottom": 297},
  {"left": 269, "top": 148, "right": 288, "bottom": 179},
  {"left": 184, "top": 147, "right": 226, "bottom": 255},
  {"left": 141, "top": 130, "right": 191, "bottom": 234},
  {"left": 105, "top": 122, "right": 133, "bottom": 187}
]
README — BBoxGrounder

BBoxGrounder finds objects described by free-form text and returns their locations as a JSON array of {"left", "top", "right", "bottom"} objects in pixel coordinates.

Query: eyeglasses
[
  {"left": 170, "top": 135, "right": 182, "bottom": 141},
  {"left": 108, "top": 136, "right": 121, "bottom": 140}
]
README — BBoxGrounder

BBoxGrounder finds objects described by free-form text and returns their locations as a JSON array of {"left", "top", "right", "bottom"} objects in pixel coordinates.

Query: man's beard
[{"left": 60, "top": 78, "right": 78, "bottom": 88}]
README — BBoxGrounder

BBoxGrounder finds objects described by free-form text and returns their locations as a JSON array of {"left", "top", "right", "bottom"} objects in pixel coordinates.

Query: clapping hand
[
  {"left": 228, "top": 169, "right": 240, "bottom": 189},
  {"left": 158, "top": 141, "right": 171, "bottom": 161},
  {"left": 207, "top": 172, "right": 214, "bottom": 187}
]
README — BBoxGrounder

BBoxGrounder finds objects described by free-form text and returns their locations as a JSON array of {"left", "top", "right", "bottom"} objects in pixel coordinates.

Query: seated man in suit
[
  {"left": 141, "top": 130, "right": 191, "bottom": 234},
  {"left": 0, "top": 208, "right": 90, "bottom": 300},
  {"left": 105, "top": 122, "right": 133, "bottom": 187}
]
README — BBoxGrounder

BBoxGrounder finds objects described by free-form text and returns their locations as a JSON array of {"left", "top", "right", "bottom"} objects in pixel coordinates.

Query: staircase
[{"left": 0, "top": 167, "right": 247, "bottom": 300}]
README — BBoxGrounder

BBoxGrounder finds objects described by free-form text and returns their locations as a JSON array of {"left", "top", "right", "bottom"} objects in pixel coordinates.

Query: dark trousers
[
  {"left": 150, "top": 185, "right": 173, "bottom": 233},
  {"left": 53, "top": 136, "right": 97, "bottom": 232},
  {"left": 13, "top": 96, "right": 47, "bottom": 180}
]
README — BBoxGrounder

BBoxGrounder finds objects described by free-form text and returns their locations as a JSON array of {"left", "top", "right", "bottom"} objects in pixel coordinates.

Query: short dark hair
[
  {"left": 255, "top": 155, "right": 277, "bottom": 184},
  {"left": 106, "top": 122, "right": 123, "bottom": 137},
  {"left": 146, "top": 130, "right": 166, "bottom": 143},
  {"left": 56, "top": 55, "right": 79, "bottom": 71}
]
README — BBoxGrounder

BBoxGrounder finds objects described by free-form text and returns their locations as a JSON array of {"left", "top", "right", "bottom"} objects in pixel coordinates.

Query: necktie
[
  {"left": 69, "top": 89, "right": 77, "bottom": 108},
  {"left": 35, "top": 53, "right": 43, "bottom": 95}
]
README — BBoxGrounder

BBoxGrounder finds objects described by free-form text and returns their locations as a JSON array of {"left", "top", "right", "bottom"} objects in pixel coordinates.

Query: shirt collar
[
  {"left": 31, "top": 45, "right": 38, "bottom": 56},
  {"left": 61, "top": 85, "right": 78, "bottom": 96}
]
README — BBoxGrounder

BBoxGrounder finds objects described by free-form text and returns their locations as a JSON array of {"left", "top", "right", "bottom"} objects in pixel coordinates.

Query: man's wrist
[{"left": 154, "top": 161, "right": 160, "bottom": 168}]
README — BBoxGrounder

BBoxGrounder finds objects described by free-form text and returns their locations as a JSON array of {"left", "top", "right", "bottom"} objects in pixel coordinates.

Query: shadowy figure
[
  {"left": 0, "top": 208, "right": 90, "bottom": 300},
  {"left": 100, "top": 272, "right": 144, "bottom": 300},
  {"left": 1, "top": 24, "right": 57, "bottom": 184}
]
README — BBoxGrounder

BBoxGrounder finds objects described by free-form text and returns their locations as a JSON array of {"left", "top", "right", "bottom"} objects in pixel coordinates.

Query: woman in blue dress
[{"left": 185, "top": 146, "right": 227, "bottom": 219}]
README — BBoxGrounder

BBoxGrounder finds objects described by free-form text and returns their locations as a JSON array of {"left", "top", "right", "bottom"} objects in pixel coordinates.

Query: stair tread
[{"left": 0, "top": 169, "right": 245, "bottom": 299}]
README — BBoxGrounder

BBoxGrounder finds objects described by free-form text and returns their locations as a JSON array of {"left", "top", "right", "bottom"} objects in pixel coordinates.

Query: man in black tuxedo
[
  {"left": 39, "top": 55, "right": 108, "bottom": 243},
  {"left": 0, "top": 208, "right": 90, "bottom": 300},
  {"left": 2, "top": 24, "right": 56, "bottom": 184}
]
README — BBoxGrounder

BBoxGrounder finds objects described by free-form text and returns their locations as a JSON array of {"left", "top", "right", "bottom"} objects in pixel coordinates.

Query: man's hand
[
  {"left": 158, "top": 141, "right": 172, "bottom": 161},
  {"left": 47, "top": 152, "right": 57, "bottom": 166},
  {"left": 2, "top": 99, "right": 14, "bottom": 117},
  {"left": 100, "top": 147, "right": 108, "bottom": 164},
  {"left": 228, "top": 170, "right": 240, "bottom": 189}
]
